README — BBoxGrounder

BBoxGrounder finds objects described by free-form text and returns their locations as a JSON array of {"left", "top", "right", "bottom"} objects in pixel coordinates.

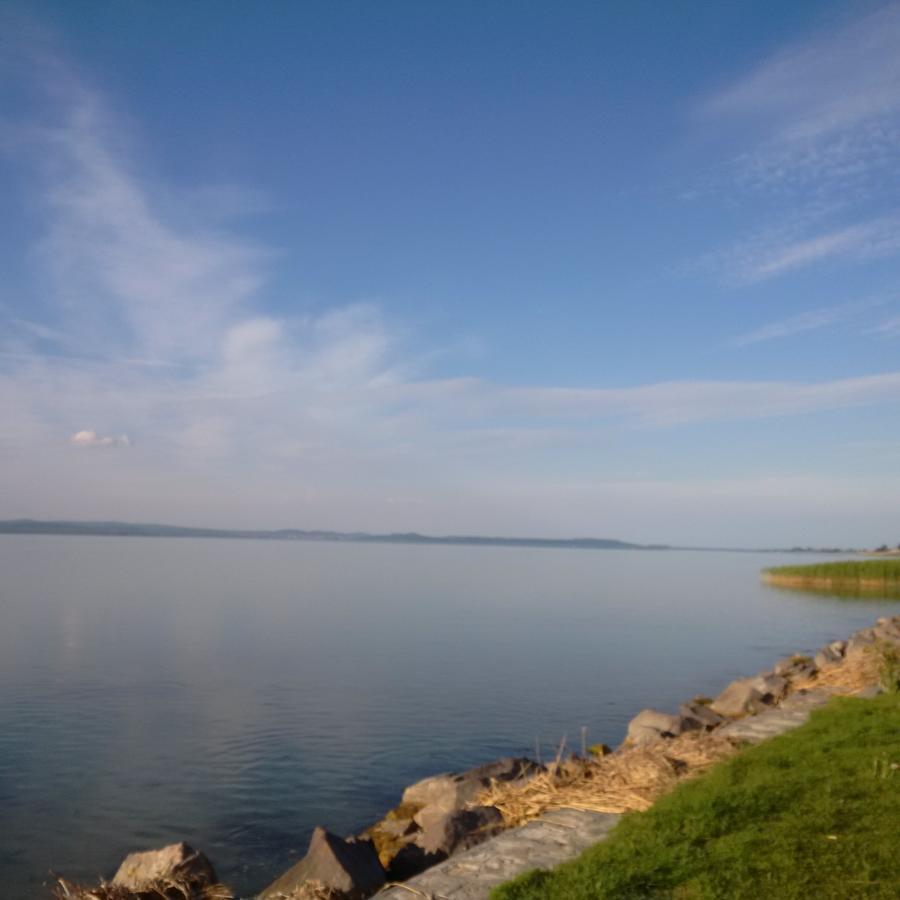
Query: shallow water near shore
[{"left": 1, "top": 536, "right": 897, "bottom": 898}]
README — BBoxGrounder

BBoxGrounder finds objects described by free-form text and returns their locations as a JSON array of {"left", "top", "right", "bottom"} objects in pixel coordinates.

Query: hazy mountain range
[{"left": 0, "top": 519, "right": 664, "bottom": 551}]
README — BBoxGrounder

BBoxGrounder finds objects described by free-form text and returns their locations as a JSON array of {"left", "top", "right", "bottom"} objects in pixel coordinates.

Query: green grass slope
[{"left": 492, "top": 693, "right": 900, "bottom": 900}]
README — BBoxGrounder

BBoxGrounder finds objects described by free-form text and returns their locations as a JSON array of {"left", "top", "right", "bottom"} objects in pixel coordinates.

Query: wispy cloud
[
  {"left": 870, "top": 315, "right": 900, "bottom": 338},
  {"left": 730, "top": 298, "right": 888, "bottom": 346},
  {"left": 701, "top": 3, "right": 900, "bottom": 193},
  {"left": 691, "top": 5, "right": 900, "bottom": 286},
  {"left": 698, "top": 217, "right": 900, "bottom": 285},
  {"left": 494, "top": 372, "right": 900, "bottom": 427}
]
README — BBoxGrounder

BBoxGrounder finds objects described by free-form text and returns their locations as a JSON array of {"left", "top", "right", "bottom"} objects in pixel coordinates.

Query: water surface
[{"left": 1, "top": 536, "right": 896, "bottom": 898}]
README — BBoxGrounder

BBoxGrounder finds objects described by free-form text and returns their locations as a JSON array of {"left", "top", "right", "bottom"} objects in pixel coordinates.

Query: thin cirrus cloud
[
  {"left": 700, "top": 3, "right": 900, "bottom": 191},
  {"left": 693, "top": 218, "right": 900, "bottom": 286},
  {"left": 691, "top": 4, "right": 900, "bottom": 287},
  {"left": 729, "top": 298, "right": 887, "bottom": 347}
]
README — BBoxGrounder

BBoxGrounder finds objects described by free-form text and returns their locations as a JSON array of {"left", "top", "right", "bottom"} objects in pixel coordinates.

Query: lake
[{"left": 1, "top": 535, "right": 897, "bottom": 898}]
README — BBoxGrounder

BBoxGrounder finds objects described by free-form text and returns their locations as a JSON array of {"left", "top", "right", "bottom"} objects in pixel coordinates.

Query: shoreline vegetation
[
  {"left": 493, "top": 692, "right": 900, "bottom": 900},
  {"left": 764, "top": 559, "right": 900, "bottom": 593},
  {"left": 50, "top": 616, "right": 900, "bottom": 900}
]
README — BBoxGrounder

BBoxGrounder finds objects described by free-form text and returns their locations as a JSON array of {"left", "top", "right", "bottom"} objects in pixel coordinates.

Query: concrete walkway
[
  {"left": 717, "top": 687, "right": 834, "bottom": 744},
  {"left": 377, "top": 687, "right": 842, "bottom": 900},
  {"left": 378, "top": 807, "right": 620, "bottom": 900}
]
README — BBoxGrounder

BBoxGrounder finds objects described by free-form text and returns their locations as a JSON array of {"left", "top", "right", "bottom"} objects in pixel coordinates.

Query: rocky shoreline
[{"left": 51, "top": 615, "right": 900, "bottom": 900}]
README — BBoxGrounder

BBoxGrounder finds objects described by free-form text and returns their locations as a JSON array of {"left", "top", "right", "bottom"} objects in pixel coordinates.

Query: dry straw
[
  {"left": 51, "top": 876, "right": 233, "bottom": 900},
  {"left": 476, "top": 731, "right": 740, "bottom": 826},
  {"left": 478, "top": 649, "right": 882, "bottom": 829}
]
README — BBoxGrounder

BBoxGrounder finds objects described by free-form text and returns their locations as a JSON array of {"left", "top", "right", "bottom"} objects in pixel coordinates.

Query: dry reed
[
  {"left": 476, "top": 731, "right": 740, "bottom": 826},
  {"left": 50, "top": 876, "right": 233, "bottom": 900}
]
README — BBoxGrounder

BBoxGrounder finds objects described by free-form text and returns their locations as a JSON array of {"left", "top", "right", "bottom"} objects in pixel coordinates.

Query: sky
[{"left": 1, "top": 0, "right": 899, "bottom": 547}]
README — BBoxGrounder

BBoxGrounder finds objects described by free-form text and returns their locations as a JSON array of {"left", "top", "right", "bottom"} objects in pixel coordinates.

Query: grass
[
  {"left": 764, "top": 558, "right": 900, "bottom": 586},
  {"left": 764, "top": 559, "right": 900, "bottom": 598},
  {"left": 491, "top": 693, "right": 900, "bottom": 900}
]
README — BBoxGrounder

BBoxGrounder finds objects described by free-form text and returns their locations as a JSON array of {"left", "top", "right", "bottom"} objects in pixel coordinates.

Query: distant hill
[{"left": 0, "top": 518, "right": 664, "bottom": 551}]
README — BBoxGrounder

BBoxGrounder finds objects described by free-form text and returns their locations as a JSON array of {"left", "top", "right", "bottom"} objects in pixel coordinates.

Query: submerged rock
[
  {"left": 111, "top": 842, "right": 217, "bottom": 892},
  {"left": 259, "top": 827, "right": 385, "bottom": 900}
]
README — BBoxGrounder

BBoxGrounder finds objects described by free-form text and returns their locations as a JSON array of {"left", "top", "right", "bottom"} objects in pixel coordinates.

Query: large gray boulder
[
  {"left": 625, "top": 709, "right": 685, "bottom": 744},
  {"left": 749, "top": 673, "right": 788, "bottom": 701},
  {"left": 773, "top": 655, "right": 817, "bottom": 679},
  {"left": 815, "top": 640, "right": 848, "bottom": 668},
  {"left": 875, "top": 616, "right": 900, "bottom": 643},
  {"left": 111, "top": 842, "right": 217, "bottom": 891},
  {"left": 401, "top": 757, "right": 541, "bottom": 812},
  {"left": 260, "top": 827, "right": 385, "bottom": 900},
  {"left": 845, "top": 629, "right": 877, "bottom": 661},
  {"left": 679, "top": 701, "right": 725, "bottom": 731},
  {"left": 711, "top": 671, "right": 788, "bottom": 718},
  {"left": 414, "top": 805, "right": 504, "bottom": 856}
]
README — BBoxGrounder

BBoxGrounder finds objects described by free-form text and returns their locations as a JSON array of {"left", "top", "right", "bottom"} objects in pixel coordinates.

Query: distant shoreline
[
  {"left": 0, "top": 518, "right": 659, "bottom": 551},
  {"left": 0, "top": 518, "right": 858, "bottom": 555}
]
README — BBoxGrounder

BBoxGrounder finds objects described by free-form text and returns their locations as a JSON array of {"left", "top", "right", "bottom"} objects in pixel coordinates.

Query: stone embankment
[{"left": 52, "top": 616, "right": 900, "bottom": 900}]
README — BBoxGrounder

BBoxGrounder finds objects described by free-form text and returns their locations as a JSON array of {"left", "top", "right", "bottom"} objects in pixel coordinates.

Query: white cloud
[
  {"left": 730, "top": 298, "right": 889, "bottom": 346},
  {"left": 870, "top": 315, "right": 900, "bottom": 338},
  {"left": 701, "top": 3, "right": 900, "bottom": 192},
  {"left": 494, "top": 372, "right": 900, "bottom": 427},
  {"left": 70, "top": 430, "right": 131, "bottom": 448},
  {"left": 700, "top": 218, "right": 900, "bottom": 285}
]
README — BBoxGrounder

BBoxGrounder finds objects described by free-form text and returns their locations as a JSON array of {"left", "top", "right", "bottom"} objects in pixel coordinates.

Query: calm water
[{"left": 1, "top": 536, "right": 897, "bottom": 898}]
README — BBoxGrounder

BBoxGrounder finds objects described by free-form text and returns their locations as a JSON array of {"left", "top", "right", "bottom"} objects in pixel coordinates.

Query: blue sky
[{"left": 2, "top": 1, "right": 900, "bottom": 546}]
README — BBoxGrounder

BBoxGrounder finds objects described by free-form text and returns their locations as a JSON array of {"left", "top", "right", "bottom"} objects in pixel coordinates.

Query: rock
[
  {"left": 401, "top": 757, "right": 541, "bottom": 813},
  {"left": 711, "top": 672, "right": 788, "bottom": 718},
  {"left": 875, "top": 616, "right": 900, "bottom": 643},
  {"left": 710, "top": 679, "right": 766, "bottom": 718},
  {"left": 815, "top": 640, "right": 848, "bottom": 667},
  {"left": 383, "top": 842, "right": 445, "bottom": 882},
  {"left": 260, "top": 827, "right": 385, "bottom": 900},
  {"left": 679, "top": 701, "right": 725, "bottom": 731},
  {"left": 773, "top": 655, "right": 817, "bottom": 678},
  {"left": 111, "top": 842, "right": 217, "bottom": 891},
  {"left": 414, "top": 805, "right": 504, "bottom": 856},
  {"left": 626, "top": 709, "right": 684, "bottom": 744},
  {"left": 361, "top": 801, "right": 421, "bottom": 869},
  {"left": 749, "top": 673, "right": 788, "bottom": 702},
  {"left": 373, "top": 815, "right": 415, "bottom": 841},
  {"left": 842, "top": 631, "right": 874, "bottom": 662}
]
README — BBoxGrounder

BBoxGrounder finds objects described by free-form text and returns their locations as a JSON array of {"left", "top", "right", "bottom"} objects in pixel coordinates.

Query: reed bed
[
  {"left": 476, "top": 732, "right": 740, "bottom": 826},
  {"left": 764, "top": 558, "right": 900, "bottom": 589},
  {"left": 794, "top": 646, "right": 881, "bottom": 694},
  {"left": 480, "top": 642, "right": 889, "bottom": 830}
]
